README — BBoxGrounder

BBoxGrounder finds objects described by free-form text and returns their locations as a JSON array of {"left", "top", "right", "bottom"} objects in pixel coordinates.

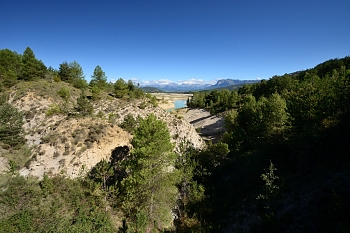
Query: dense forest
[
  {"left": 0, "top": 47, "right": 350, "bottom": 232},
  {"left": 187, "top": 56, "right": 350, "bottom": 232}
]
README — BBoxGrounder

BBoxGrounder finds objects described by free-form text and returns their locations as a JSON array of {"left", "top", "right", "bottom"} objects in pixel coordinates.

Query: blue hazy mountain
[{"left": 142, "top": 79, "right": 259, "bottom": 92}]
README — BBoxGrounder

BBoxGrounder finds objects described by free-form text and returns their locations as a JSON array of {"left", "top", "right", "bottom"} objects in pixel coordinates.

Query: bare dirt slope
[{"left": 175, "top": 108, "right": 226, "bottom": 141}]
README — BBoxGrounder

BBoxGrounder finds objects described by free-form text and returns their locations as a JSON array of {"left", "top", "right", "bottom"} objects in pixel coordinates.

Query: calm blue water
[
  {"left": 167, "top": 99, "right": 187, "bottom": 112},
  {"left": 174, "top": 99, "right": 187, "bottom": 109}
]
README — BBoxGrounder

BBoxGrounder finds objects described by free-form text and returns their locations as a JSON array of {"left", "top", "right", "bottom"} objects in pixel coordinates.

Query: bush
[
  {"left": 75, "top": 92, "right": 93, "bottom": 116},
  {"left": 119, "top": 114, "right": 139, "bottom": 133},
  {"left": 0, "top": 175, "right": 116, "bottom": 232},
  {"left": 57, "top": 87, "right": 70, "bottom": 100},
  {"left": 46, "top": 104, "right": 61, "bottom": 116},
  {"left": 138, "top": 102, "right": 147, "bottom": 109},
  {"left": 108, "top": 113, "right": 118, "bottom": 123}
]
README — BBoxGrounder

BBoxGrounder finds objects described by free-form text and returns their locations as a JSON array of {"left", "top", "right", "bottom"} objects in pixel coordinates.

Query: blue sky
[{"left": 1, "top": 0, "right": 350, "bottom": 85}]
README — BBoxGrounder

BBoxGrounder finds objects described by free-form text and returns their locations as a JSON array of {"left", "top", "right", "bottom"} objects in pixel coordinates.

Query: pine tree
[
  {"left": 69, "top": 61, "right": 87, "bottom": 89},
  {"left": 20, "top": 47, "right": 46, "bottom": 80},
  {"left": 90, "top": 65, "right": 107, "bottom": 90},
  {"left": 58, "top": 61, "right": 71, "bottom": 82},
  {"left": 75, "top": 91, "right": 93, "bottom": 116},
  {"left": 0, "top": 102, "right": 25, "bottom": 147},
  {"left": 114, "top": 78, "right": 128, "bottom": 98},
  {"left": 58, "top": 61, "right": 87, "bottom": 89},
  {"left": 0, "top": 49, "right": 22, "bottom": 87},
  {"left": 121, "top": 114, "right": 180, "bottom": 230}
]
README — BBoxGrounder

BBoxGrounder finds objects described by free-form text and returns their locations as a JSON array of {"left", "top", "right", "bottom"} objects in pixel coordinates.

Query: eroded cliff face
[
  {"left": 95, "top": 98, "right": 204, "bottom": 150},
  {"left": 7, "top": 91, "right": 204, "bottom": 179}
]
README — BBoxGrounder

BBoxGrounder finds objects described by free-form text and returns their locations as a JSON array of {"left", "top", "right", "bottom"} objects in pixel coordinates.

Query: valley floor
[{"left": 149, "top": 93, "right": 192, "bottom": 110}]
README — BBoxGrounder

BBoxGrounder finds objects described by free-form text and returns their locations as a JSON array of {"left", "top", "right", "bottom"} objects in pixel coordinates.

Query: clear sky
[{"left": 1, "top": 0, "right": 350, "bottom": 85}]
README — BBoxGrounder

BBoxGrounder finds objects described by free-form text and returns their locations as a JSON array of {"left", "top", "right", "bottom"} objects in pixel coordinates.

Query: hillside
[
  {"left": 184, "top": 56, "right": 350, "bottom": 232},
  {"left": 140, "top": 86, "right": 164, "bottom": 93},
  {"left": 0, "top": 80, "right": 204, "bottom": 179}
]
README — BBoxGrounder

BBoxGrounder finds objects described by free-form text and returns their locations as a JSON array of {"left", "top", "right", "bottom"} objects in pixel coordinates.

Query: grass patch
[
  {"left": 46, "top": 103, "right": 62, "bottom": 116},
  {"left": 0, "top": 174, "right": 11, "bottom": 189},
  {"left": 42, "top": 132, "right": 60, "bottom": 145},
  {"left": 13, "top": 80, "right": 82, "bottom": 103},
  {"left": 2, "top": 145, "right": 32, "bottom": 169}
]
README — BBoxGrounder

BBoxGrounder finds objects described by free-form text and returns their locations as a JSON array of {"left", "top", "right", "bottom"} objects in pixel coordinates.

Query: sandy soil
[{"left": 174, "top": 108, "right": 226, "bottom": 141}]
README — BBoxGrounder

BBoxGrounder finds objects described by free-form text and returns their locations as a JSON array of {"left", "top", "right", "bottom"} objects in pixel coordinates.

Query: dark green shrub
[
  {"left": 57, "top": 87, "right": 70, "bottom": 100},
  {"left": 0, "top": 102, "right": 25, "bottom": 147}
]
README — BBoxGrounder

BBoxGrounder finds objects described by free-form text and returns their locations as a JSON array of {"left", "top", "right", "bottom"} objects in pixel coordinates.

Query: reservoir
[
  {"left": 174, "top": 99, "right": 187, "bottom": 109},
  {"left": 167, "top": 99, "right": 187, "bottom": 112}
]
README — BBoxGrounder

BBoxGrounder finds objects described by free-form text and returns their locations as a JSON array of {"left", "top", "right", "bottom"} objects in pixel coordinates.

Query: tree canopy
[
  {"left": 90, "top": 65, "right": 107, "bottom": 90},
  {"left": 58, "top": 61, "right": 87, "bottom": 89},
  {"left": 120, "top": 114, "right": 180, "bottom": 230},
  {"left": 0, "top": 100, "right": 25, "bottom": 147},
  {"left": 20, "top": 47, "right": 46, "bottom": 81}
]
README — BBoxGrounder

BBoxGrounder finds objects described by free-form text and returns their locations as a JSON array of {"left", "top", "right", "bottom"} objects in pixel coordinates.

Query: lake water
[
  {"left": 174, "top": 99, "right": 187, "bottom": 109},
  {"left": 167, "top": 99, "right": 187, "bottom": 112}
]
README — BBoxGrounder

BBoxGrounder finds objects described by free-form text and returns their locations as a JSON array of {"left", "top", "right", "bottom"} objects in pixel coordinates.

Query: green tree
[
  {"left": 69, "top": 61, "right": 88, "bottom": 89},
  {"left": 90, "top": 159, "right": 115, "bottom": 211},
  {"left": 91, "top": 85, "right": 102, "bottom": 100},
  {"left": 91, "top": 159, "right": 114, "bottom": 193},
  {"left": 20, "top": 47, "right": 46, "bottom": 81},
  {"left": 120, "top": 114, "right": 180, "bottom": 230},
  {"left": 69, "top": 61, "right": 84, "bottom": 81},
  {"left": 0, "top": 49, "right": 22, "bottom": 88},
  {"left": 260, "top": 93, "right": 289, "bottom": 138},
  {"left": 58, "top": 61, "right": 87, "bottom": 89},
  {"left": 187, "top": 92, "right": 206, "bottom": 109},
  {"left": 198, "top": 142, "right": 230, "bottom": 170},
  {"left": 126, "top": 80, "right": 143, "bottom": 99},
  {"left": 119, "top": 113, "right": 139, "bottom": 133},
  {"left": 0, "top": 102, "right": 25, "bottom": 147},
  {"left": 75, "top": 91, "right": 93, "bottom": 116},
  {"left": 256, "top": 160, "right": 280, "bottom": 219},
  {"left": 58, "top": 61, "right": 70, "bottom": 82},
  {"left": 114, "top": 78, "right": 128, "bottom": 98},
  {"left": 127, "top": 80, "right": 135, "bottom": 91},
  {"left": 57, "top": 87, "right": 70, "bottom": 100},
  {"left": 256, "top": 160, "right": 280, "bottom": 201},
  {"left": 90, "top": 65, "right": 107, "bottom": 90},
  {"left": 225, "top": 93, "right": 289, "bottom": 152}
]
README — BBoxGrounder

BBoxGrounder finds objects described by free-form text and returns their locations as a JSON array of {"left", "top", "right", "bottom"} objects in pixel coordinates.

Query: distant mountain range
[
  {"left": 140, "top": 86, "right": 164, "bottom": 93},
  {"left": 141, "top": 79, "right": 259, "bottom": 92}
]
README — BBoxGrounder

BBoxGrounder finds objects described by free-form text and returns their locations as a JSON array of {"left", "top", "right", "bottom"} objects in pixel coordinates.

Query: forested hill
[
  {"left": 140, "top": 86, "right": 164, "bottom": 93},
  {"left": 189, "top": 56, "right": 350, "bottom": 114},
  {"left": 186, "top": 56, "right": 350, "bottom": 232}
]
